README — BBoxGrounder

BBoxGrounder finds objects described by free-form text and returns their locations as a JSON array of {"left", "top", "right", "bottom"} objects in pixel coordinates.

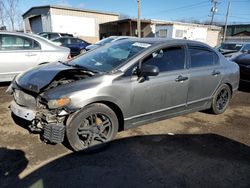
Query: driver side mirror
[{"left": 138, "top": 64, "right": 159, "bottom": 83}]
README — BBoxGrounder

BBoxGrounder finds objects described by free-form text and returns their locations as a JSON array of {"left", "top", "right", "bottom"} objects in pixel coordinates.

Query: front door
[{"left": 128, "top": 45, "right": 189, "bottom": 123}]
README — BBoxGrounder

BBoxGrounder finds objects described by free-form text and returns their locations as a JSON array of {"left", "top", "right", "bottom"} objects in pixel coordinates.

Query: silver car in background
[
  {"left": 216, "top": 42, "right": 250, "bottom": 60},
  {"left": 85, "top": 36, "right": 136, "bottom": 51},
  {"left": 9, "top": 38, "right": 239, "bottom": 151},
  {"left": 0, "top": 31, "right": 70, "bottom": 82}
]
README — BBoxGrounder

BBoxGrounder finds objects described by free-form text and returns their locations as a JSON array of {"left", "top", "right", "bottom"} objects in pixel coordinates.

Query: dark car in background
[
  {"left": 216, "top": 42, "right": 250, "bottom": 60},
  {"left": 38, "top": 32, "right": 73, "bottom": 40},
  {"left": 232, "top": 52, "right": 250, "bottom": 83},
  {"left": 52, "top": 37, "right": 90, "bottom": 57}
]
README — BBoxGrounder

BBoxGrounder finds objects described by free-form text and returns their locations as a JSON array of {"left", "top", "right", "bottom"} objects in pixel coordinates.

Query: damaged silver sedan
[{"left": 9, "top": 38, "right": 239, "bottom": 151}]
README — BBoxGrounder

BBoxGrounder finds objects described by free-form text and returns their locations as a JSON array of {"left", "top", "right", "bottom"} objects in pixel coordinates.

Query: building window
[
  {"left": 156, "top": 29, "right": 168, "bottom": 38},
  {"left": 175, "top": 29, "right": 184, "bottom": 38}
]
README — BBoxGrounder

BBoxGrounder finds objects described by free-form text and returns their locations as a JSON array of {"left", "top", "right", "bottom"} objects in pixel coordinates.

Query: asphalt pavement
[{"left": 0, "top": 82, "right": 250, "bottom": 187}]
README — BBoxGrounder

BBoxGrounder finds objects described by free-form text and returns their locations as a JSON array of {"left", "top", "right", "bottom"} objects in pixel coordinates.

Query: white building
[
  {"left": 22, "top": 5, "right": 119, "bottom": 43},
  {"left": 153, "top": 20, "right": 222, "bottom": 47}
]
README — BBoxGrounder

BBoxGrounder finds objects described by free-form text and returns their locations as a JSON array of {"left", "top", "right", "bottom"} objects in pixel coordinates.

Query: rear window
[{"left": 219, "top": 43, "right": 243, "bottom": 51}]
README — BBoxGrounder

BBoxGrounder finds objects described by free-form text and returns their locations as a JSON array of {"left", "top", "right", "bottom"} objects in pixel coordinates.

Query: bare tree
[
  {"left": 0, "top": 0, "right": 6, "bottom": 27},
  {"left": 5, "top": 0, "right": 19, "bottom": 30}
]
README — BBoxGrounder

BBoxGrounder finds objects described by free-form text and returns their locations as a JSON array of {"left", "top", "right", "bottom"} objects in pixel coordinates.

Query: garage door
[{"left": 30, "top": 16, "right": 43, "bottom": 34}]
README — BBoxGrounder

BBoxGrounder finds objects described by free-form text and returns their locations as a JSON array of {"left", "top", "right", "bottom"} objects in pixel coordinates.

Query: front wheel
[
  {"left": 66, "top": 103, "right": 119, "bottom": 151},
  {"left": 210, "top": 84, "right": 231, "bottom": 114}
]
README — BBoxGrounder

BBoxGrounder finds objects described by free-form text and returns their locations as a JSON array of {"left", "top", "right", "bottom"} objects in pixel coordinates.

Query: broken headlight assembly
[{"left": 47, "top": 97, "right": 71, "bottom": 109}]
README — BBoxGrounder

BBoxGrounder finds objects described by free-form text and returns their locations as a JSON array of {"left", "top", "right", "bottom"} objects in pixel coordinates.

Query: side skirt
[{"left": 124, "top": 101, "right": 211, "bottom": 130}]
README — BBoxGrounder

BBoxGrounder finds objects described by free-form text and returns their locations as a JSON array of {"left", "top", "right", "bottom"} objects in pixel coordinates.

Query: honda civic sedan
[{"left": 9, "top": 38, "right": 239, "bottom": 151}]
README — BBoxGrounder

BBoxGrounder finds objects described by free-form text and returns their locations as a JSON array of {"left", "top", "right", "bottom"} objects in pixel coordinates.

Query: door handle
[
  {"left": 211, "top": 70, "right": 221, "bottom": 76},
  {"left": 25, "top": 53, "right": 37, "bottom": 57},
  {"left": 175, "top": 75, "right": 188, "bottom": 82}
]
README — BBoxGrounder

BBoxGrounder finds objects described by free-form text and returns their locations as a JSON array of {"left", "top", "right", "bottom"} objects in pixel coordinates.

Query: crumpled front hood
[{"left": 15, "top": 62, "right": 77, "bottom": 93}]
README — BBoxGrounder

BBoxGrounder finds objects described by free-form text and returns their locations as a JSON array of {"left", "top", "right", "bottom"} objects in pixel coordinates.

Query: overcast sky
[{"left": 20, "top": 0, "right": 250, "bottom": 24}]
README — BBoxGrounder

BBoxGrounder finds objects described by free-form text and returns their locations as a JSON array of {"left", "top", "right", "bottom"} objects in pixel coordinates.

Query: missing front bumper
[
  {"left": 10, "top": 100, "right": 66, "bottom": 144},
  {"left": 43, "top": 123, "right": 65, "bottom": 144}
]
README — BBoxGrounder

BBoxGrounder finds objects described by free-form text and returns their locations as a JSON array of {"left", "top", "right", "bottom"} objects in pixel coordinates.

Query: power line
[
  {"left": 230, "top": 0, "right": 250, "bottom": 2},
  {"left": 217, "top": 13, "right": 250, "bottom": 21},
  {"left": 142, "top": 0, "right": 209, "bottom": 17}
]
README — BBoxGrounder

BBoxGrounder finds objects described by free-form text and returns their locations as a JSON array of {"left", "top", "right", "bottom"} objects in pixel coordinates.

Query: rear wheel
[
  {"left": 66, "top": 103, "right": 118, "bottom": 151},
  {"left": 211, "top": 84, "right": 231, "bottom": 114}
]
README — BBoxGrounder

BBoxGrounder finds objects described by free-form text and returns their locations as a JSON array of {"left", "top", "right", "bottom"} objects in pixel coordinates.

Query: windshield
[
  {"left": 218, "top": 43, "right": 243, "bottom": 51},
  {"left": 96, "top": 37, "right": 116, "bottom": 45},
  {"left": 69, "top": 41, "right": 152, "bottom": 72}
]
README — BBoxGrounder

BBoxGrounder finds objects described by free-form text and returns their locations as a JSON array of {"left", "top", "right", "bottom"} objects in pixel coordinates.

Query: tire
[
  {"left": 210, "top": 84, "right": 231, "bottom": 114},
  {"left": 66, "top": 103, "right": 119, "bottom": 151}
]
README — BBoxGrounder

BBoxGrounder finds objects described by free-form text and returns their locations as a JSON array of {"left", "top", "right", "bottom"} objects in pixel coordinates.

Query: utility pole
[
  {"left": 210, "top": 0, "right": 218, "bottom": 25},
  {"left": 137, "top": 0, "right": 141, "bottom": 38},
  {"left": 223, "top": 1, "right": 231, "bottom": 42}
]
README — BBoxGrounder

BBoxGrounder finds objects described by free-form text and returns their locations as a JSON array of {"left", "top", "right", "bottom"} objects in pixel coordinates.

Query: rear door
[
  {"left": 187, "top": 45, "right": 222, "bottom": 109},
  {"left": 0, "top": 34, "right": 41, "bottom": 80}
]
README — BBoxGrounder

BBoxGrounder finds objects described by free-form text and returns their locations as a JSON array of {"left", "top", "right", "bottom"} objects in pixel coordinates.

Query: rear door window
[
  {"left": 77, "top": 39, "right": 84, "bottom": 44},
  {"left": 70, "top": 38, "right": 78, "bottom": 44},
  {"left": 49, "top": 33, "right": 59, "bottom": 40},
  {"left": 0, "top": 34, "right": 41, "bottom": 50},
  {"left": 189, "top": 47, "right": 218, "bottom": 68},
  {"left": 60, "top": 38, "right": 69, "bottom": 45}
]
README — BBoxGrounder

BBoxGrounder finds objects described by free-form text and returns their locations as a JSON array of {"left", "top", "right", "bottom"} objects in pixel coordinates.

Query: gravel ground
[{"left": 0, "top": 82, "right": 250, "bottom": 187}]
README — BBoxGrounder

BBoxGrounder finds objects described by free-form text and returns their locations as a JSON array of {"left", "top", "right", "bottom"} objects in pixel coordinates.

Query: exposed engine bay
[
  {"left": 44, "top": 69, "right": 94, "bottom": 90},
  {"left": 11, "top": 68, "right": 95, "bottom": 144}
]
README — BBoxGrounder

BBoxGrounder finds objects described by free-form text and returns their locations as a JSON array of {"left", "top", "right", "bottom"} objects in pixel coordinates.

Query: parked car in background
[
  {"left": 0, "top": 31, "right": 70, "bottom": 82},
  {"left": 9, "top": 38, "right": 239, "bottom": 151},
  {"left": 216, "top": 42, "right": 250, "bottom": 60},
  {"left": 85, "top": 36, "right": 136, "bottom": 51},
  {"left": 38, "top": 32, "right": 73, "bottom": 40},
  {"left": 232, "top": 52, "right": 250, "bottom": 83},
  {"left": 52, "top": 37, "right": 90, "bottom": 57}
]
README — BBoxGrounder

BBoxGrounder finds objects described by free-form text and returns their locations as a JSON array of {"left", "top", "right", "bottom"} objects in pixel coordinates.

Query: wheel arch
[
  {"left": 89, "top": 100, "right": 125, "bottom": 132},
  {"left": 225, "top": 82, "right": 233, "bottom": 97}
]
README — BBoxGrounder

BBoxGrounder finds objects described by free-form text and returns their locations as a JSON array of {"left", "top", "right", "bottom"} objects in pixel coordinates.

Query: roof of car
[
  {"left": 221, "top": 42, "right": 250, "bottom": 44},
  {"left": 122, "top": 37, "right": 210, "bottom": 47},
  {"left": 52, "top": 36, "right": 81, "bottom": 40},
  {"left": 0, "top": 31, "right": 47, "bottom": 41}
]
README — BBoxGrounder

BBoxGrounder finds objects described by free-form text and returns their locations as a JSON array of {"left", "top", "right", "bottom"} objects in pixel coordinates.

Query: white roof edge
[{"left": 150, "top": 19, "right": 221, "bottom": 30}]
